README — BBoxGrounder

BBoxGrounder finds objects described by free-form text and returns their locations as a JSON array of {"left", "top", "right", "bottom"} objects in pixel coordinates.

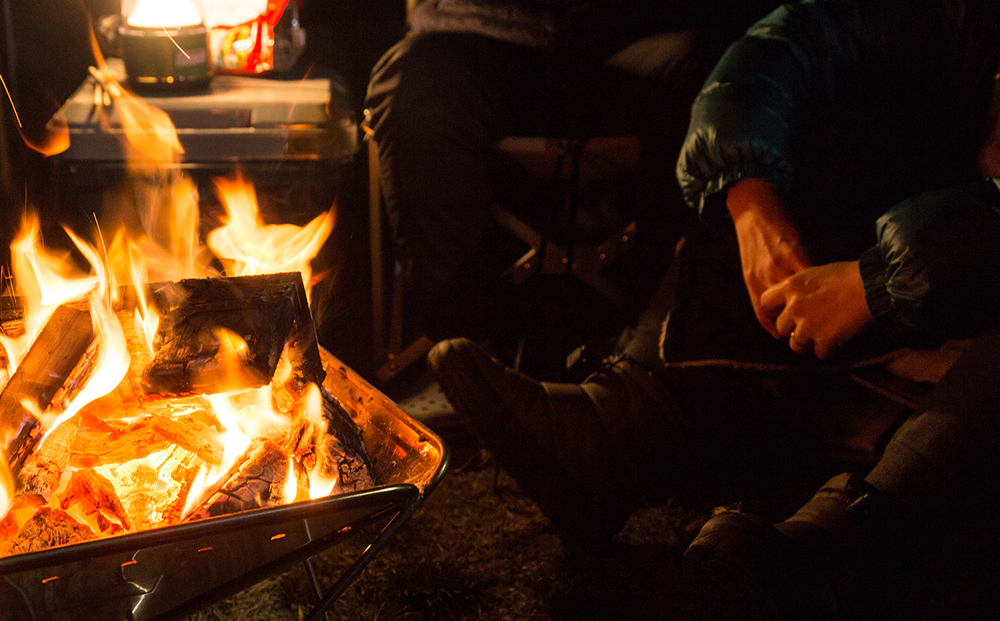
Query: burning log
[
  {"left": 184, "top": 437, "right": 290, "bottom": 521},
  {"left": 0, "top": 304, "right": 95, "bottom": 479},
  {"left": 0, "top": 494, "right": 44, "bottom": 540},
  {"left": 59, "top": 469, "right": 131, "bottom": 535},
  {"left": 282, "top": 386, "right": 375, "bottom": 495},
  {"left": 0, "top": 273, "right": 377, "bottom": 557},
  {"left": 69, "top": 414, "right": 171, "bottom": 468},
  {"left": 68, "top": 407, "right": 223, "bottom": 468},
  {"left": 141, "top": 273, "right": 324, "bottom": 397},
  {"left": 0, "top": 506, "right": 95, "bottom": 556},
  {"left": 17, "top": 415, "right": 83, "bottom": 500},
  {"left": 147, "top": 410, "right": 224, "bottom": 465}
]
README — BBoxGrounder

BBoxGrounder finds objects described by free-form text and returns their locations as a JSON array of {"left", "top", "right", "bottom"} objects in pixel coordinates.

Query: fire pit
[
  {"left": 0, "top": 29, "right": 446, "bottom": 620},
  {"left": 0, "top": 314, "right": 448, "bottom": 621}
]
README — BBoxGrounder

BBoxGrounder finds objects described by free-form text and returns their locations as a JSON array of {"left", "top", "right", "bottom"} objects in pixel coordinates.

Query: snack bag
[{"left": 203, "top": 0, "right": 303, "bottom": 74}]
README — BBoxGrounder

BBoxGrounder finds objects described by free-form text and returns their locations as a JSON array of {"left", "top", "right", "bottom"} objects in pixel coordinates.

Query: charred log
[
  {"left": 17, "top": 415, "right": 83, "bottom": 500},
  {"left": 59, "top": 469, "right": 131, "bottom": 534},
  {"left": 0, "top": 304, "right": 94, "bottom": 479},
  {"left": 281, "top": 387, "right": 375, "bottom": 494},
  {"left": 0, "top": 507, "right": 95, "bottom": 556},
  {"left": 141, "top": 273, "right": 324, "bottom": 397},
  {"left": 184, "top": 437, "right": 289, "bottom": 521}
]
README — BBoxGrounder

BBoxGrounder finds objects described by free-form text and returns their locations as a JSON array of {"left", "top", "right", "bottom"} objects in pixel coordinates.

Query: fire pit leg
[
  {"left": 303, "top": 558, "right": 333, "bottom": 621},
  {"left": 301, "top": 502, "right": 420, "bottom": 621}
]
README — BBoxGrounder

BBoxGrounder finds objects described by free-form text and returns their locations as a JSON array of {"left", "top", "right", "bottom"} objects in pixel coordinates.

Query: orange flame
[
  {"left": 0, "top": 459, "right": 12, "bottom": 521},
  {"left": 302, "top": 384, "right": 338, "bottom": 499},
  {"left": 207, "top": 174, "right": 334, "bottom": 300},
  {"left": 36, "top": 227, "right": 130, "bottom": 440},
  {"left": 3, "top": 213, "right": 100, "bottom": 372},
  {"left": 23, "top": 109, "right": 71, "bottom": 157}
]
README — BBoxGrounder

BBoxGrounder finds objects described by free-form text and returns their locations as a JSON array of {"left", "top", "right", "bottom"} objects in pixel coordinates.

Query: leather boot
[
  {"left": 428, "top": 337, "right": 680, "bottom": 549},
  {"left": 683, "top": 473, "right": 925, "bottom": 621}
]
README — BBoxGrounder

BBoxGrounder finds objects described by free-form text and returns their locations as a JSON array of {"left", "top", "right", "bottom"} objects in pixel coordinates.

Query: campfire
[{"left": 0, "top": 52, "right": 371, "bottom": 559}]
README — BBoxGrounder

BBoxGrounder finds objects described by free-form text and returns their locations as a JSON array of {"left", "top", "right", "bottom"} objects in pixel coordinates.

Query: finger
[
  {"left": 788, "top": 330, "right": 813, "bottom": 355},
  {"left": 753, "top": 303, "right": 781, "bottom": 339},
  {"left": 759, "top": 283, "right": 787, "bottom": 324},
  {"left": 774, "top": 307, "right": 796, "bottom": 339},
  {"left": 746, "top": 275, "right": 782, "bottom": 339}
]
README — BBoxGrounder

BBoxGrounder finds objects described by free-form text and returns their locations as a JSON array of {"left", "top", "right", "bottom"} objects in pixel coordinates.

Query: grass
[
  {"left": 181, "top": 442, "right": 1000, "bottom": 621},
  {"left": 183, "top": 455, "right": 713, "bottom": 621}
]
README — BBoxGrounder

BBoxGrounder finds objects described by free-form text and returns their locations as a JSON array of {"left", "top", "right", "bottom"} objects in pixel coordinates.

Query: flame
[
  {"left": 302, "top": 384, "right": 338, "bottom": 499},
  {"left": 0, "top": 19, "right": 348, "bottom": 533},
  {"left": 213, "top": 327, "right": 250, "bottom": 390},
  {"left": 207, "top": 174, "right": 334, "bottom": 300},
  {"left": 283, "top": 456, "right": 298, "bottom": 504},
  {"left": 25, "top": 109, "right": 71, "bottom": 157},
  {"left": 0, "top": 460, "right": 12, "bottom": 522},
  {"left": 181, "top": 392, "right": 253, "bottom": 519},
  {"left": 35, "top": 228, "right": 130, "bottom": 440},
  {"left": 117, "top": 98, "right": 184, "bottom": 170},
  {"left": 3, "top": 214, "right": 100, "bottom": 372}
]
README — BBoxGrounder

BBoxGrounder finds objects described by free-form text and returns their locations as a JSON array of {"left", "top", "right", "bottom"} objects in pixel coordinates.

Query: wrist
[{"left": 726, "top": 178, "right": 785, "bottom": 223}]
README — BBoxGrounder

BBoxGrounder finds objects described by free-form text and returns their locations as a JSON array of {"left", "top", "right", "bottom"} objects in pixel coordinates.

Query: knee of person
[{"left": 366, "top": 33, "right": 476, "bottom": 131}]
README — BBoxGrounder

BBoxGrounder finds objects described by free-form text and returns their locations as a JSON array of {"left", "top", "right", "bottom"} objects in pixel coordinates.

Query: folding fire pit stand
[{"left": 0, "top": 348, "right": 449, "bottom": 621}]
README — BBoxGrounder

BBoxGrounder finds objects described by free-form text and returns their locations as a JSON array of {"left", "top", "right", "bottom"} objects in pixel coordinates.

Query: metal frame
[{"left": 0, "top": 350, "right": 449, "bottom": 621}]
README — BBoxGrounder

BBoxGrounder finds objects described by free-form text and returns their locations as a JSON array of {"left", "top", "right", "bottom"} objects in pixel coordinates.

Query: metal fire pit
[{"left": 0, "top": 349, "right": 449, "bottom": 621}]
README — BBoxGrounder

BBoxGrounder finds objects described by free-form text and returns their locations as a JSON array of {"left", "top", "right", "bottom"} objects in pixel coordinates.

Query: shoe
[
  {"left": 428, "top": 338, "right": 675, "bottom": 550},
  {"left": 683, "top": 473, "right": 897, "bottom": 621}
]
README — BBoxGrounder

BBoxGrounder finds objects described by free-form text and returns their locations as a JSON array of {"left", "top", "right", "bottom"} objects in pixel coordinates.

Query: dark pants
[{"left": 364, "top": 29, "right": 727, "bottom": 341}]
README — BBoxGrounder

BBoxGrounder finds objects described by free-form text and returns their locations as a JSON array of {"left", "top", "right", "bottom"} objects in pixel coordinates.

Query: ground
[
  {"left": 182, "top": 441, "right": 714, "bottom": 621},
  {"left": 181, "top": 429, "right": 1000, "bottom": 621}
]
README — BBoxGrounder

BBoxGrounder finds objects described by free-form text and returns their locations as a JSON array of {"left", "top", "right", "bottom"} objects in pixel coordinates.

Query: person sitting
[
  {"left": 429, "top": 0, "right": 1000, "bottom": 614},
  {"left": 364, "top": 0, "right": 779, "bottom": 347}
]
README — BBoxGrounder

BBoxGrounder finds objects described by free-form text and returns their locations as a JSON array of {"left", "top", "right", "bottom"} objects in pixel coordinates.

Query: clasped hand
[{"left": 727, "top": 179, "right": 873, "bottom": 358}]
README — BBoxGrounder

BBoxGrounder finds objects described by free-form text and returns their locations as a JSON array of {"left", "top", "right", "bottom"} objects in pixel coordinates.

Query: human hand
[
  {"left": 759, "top": 261, "right": 874, "bottom": 359},
  {"left": 726, "top": 178, "right": 812, "bottom": 337}
]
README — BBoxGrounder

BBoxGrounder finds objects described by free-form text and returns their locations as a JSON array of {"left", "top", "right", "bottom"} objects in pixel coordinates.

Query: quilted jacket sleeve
[
  {"left": 859, "top": 180, "right": 1000, "bottom": 341},
  {"left": 675, "top": 0, "right": 965, "bottom": 220}
]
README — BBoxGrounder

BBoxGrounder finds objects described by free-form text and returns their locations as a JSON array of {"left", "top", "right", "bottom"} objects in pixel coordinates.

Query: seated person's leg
[{"left": 365, "top": 33, "right": 558, "bottom": 342}]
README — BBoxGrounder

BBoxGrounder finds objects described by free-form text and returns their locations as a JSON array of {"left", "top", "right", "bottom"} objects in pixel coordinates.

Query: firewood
[
  {"left": 94, "top": 446, "right": 199, "bottom": 531},
  {"left": 59, "top": 468, "right": 131, "bottom": 534},
  {"left": 279, "top": 387, "right": 375, "bottom": 495},
  {"left": 0, "top": 506, "right": 95, "bottom": 557},
  {"left": 317, "top": 388, "right": 375, "bottom": 492},
  {"left": 146, "top": 410, "right": 223, "bottom": 465},
  {"left": 141, "top": 273, "right": 324, "bottom": 397},
  {"left": 0, "top": 304, "right": 94, "bottom": 479},
  {"left": 17, "top": 415, "right": 83, "bottom": 500},
  {"left": 0, "top": 493, "right": 44, "bottom": 541},
  {"left": 184, "top": 437, "right": 290, "bottom": 521},
  {"left": 69, "top": 415, "right": 170, "bottom": 468},
  {"left": 159, "top": 450, "right": 202, "bottom": 524},
  {"left": 270, "top": 278, "right": 325, "bottom": 411}
]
